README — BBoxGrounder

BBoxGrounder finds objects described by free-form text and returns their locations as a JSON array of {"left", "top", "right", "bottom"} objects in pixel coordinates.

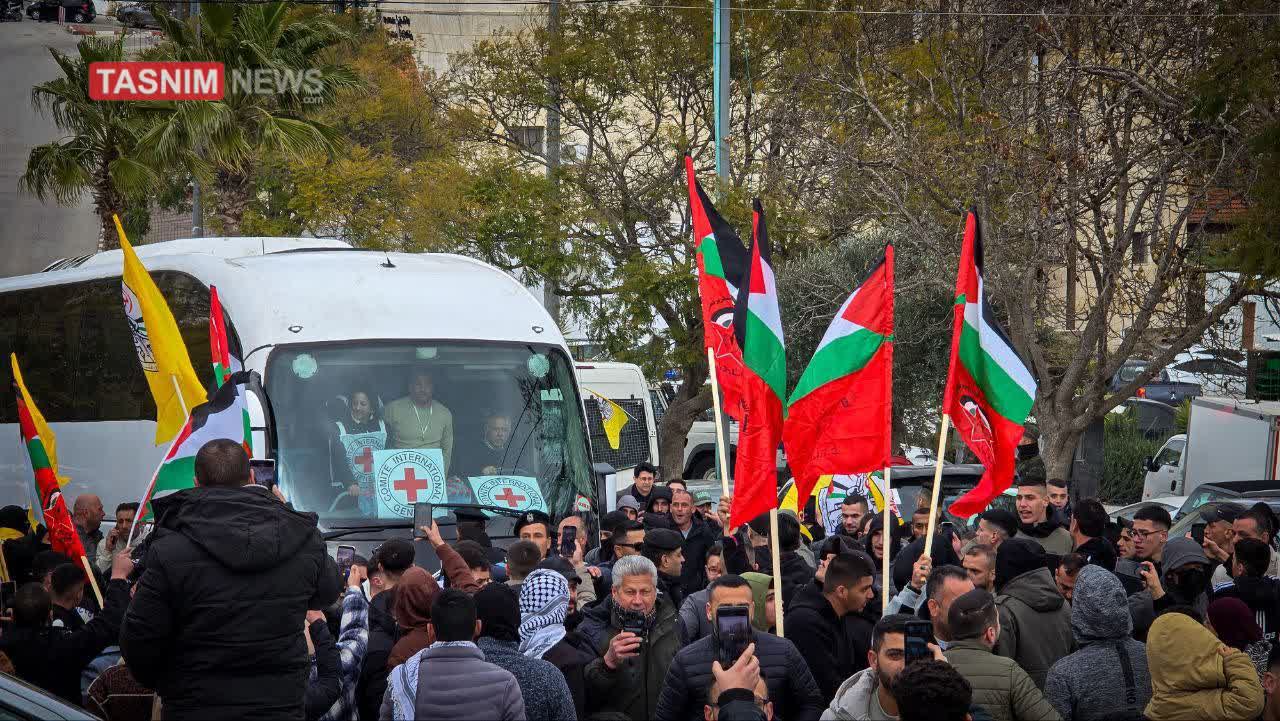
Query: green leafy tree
[
  {"left": 20, "top": 37, "right": 156, "bottom": 250},
  {"left": 139, "top": 2, "right": 356, "bottom": 234}
]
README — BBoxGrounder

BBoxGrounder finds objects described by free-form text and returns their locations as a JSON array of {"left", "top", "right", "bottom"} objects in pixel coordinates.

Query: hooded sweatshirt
[
  {"left": 120, "top": 486, "right": 342, "bottom": 719},
  {"left": 1015, "top": 516, "right": 1074, "bottom": 556},
  {"left": 1044, "top": 566, "right": 1151, "bottom": 721},
  {"left": 742, "top": 572, "right": 774, "bottom": 633},
  {"left": 820, "top": 667, "right": 896, "bottom": 721},
  {"left": 1144, "top": 612, "right": 1265, "bottom": 720},
  {"left": 1128, "top": 537, "right": 1210, "bottom": 642},
  {"left": 993, "top": 539, "right": 1073, "bottom": 690}
]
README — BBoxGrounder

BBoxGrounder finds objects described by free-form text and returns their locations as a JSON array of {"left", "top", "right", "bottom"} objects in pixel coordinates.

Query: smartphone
[
  {"left": 249, "top": 459, "right": 276, "bottom": 490},
  {"left": 713, "top": 604, "right": 753, "bottom": 668},
  {"left": 620, "top": 609, "right": 647, "bottom": 643},
  {"left": 336, "top": 545, "right": 356, "bottom": 582},
  {"left": 559, "top": 525, "right": 578, "bottom": 558},
  {"left": 1191, "top": 522, "right": 1206, "bottom": 545},
  {"left": 413, "top": 502, "right": 434, "bottom": 539},
  {"left": 904, "top": 620, "right": 933, "bottom": 665}
]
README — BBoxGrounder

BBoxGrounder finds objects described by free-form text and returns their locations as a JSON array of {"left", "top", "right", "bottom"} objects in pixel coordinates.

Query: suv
[{"left": 27, "top": 0, "right": 95, "bottom": 22}]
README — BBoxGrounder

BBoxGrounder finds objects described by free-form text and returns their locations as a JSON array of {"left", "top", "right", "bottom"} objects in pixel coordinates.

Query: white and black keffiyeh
[{"left": 518, "top": 568, "right": 569, "bottom": 659}]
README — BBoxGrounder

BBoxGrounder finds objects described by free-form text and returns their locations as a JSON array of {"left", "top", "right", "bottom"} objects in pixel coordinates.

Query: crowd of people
[{"left": 1, "top": 452, "right": 1279, "bottom": 720}]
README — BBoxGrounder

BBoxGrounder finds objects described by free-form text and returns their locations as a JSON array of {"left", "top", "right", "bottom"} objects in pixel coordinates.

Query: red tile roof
[{"left": 1188, "top": 188, "right": 1249, "bottom": 224}]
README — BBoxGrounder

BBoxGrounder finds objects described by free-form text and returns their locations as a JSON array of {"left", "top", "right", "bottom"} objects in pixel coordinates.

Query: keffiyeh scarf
[{"left": 518, "top": 568, "right": 569, "bottom": 659}]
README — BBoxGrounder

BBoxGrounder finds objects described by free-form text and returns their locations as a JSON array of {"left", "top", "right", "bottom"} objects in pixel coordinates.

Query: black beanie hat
[
  {"left": 994, "top": 537, "right": 1046, "bottom": 592},
  {"left": 474, "top": 582, "right": 521, "bottom": 643}
]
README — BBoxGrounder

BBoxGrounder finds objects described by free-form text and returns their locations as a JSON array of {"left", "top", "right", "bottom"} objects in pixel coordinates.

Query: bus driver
[{"left": 384, "top": 370, "right": 455, "bottom": 473}]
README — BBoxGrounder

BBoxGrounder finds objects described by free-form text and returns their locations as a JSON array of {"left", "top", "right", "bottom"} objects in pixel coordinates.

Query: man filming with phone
[
  {"left": 656, "top": 574, "right": 823, "bottom": 721},
  {"left": 581, "top": 555, "right": 681, "bottom": 721}
]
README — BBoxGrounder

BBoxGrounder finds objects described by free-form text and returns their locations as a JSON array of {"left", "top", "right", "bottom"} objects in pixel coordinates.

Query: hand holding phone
[
  {"left": 250, "top": 459, "right": 276, "bottom": 490},
  {"left": 559, "top": 525, "right": 579, "bottom": 560},
  {"left": 904, "top": 620, "right": 933, "bottom": 665},
  {"left": 413, "top": 503, "right": 434, "bottom": 539},
  {"left": 713, "top": 604, "right": 753, "bottom": 669},
  {"left": 336, "top": 545, "right": 356, "bottom": 584}
]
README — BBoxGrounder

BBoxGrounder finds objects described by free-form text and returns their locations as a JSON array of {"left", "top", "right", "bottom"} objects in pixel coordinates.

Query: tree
[
  {"left": 801, "top": 0, "right": 1272, "bottom": 488},
  {"left": 139, "top": 2, "right": 356, "bottom": 234},
  {"left": 21, "top": 37, "right": 156, "bottom": 250},
  {"left": 448, "top": 1, "right": 828, "bottom": 477}
]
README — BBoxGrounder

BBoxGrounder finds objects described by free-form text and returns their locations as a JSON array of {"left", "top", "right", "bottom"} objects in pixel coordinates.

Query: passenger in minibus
[
  {"left": 458, "top": 413, "right": 515, "bottom": 477},
  {"left": 329, "top": 389, "right": 387, "bottom": 515},
  {"left": 384, "top": 370, "right": 455, "bottom": 473}
]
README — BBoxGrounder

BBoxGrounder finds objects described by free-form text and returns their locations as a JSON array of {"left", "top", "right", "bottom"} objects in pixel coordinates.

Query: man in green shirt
[{"left": 384, "top": 370, "right": 454, "bottom": 472}]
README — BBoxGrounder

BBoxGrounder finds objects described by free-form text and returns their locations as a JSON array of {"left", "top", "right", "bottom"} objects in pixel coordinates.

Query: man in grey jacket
[
  {"left": 379, "top": 589, "right": 525, "bottom": 721},
  {"left": 993, "top": 539, "right": 1073, "bottom": 689},
  {"left": 822, "top": 613, "right": 925, "bottom": 721},
  {"left": 1045, "top": 566, "right": 1151, "bottom": 721}
]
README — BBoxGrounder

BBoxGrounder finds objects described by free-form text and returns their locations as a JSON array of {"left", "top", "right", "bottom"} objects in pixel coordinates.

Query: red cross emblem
[
  {"left": 493, "top": 487, "right": 527, "bottom": 508},
  {"left": 393, "top": 468, "right": 429, "bottom": 502},
  {"left": 354, "top": 446, "right": 375, "bottom": 473}
]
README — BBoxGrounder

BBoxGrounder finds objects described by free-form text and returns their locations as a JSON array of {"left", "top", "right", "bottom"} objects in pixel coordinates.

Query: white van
[
  {"left": 574, "top": 362, "right": 659, "bottom": 492},
  {"left": 0, "top": 238, "right": 601, "bottom": 532}
]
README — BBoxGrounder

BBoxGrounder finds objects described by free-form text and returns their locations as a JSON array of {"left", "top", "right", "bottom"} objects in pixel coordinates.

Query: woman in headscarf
[
  {"left": 1208, "top": 597, "right": 1272, "bottom": 678},
  {"left": 518, "top": 569, "right": 591, "bottom": 718},
  {"left": 386, "top": 567, "right": 440, "bottom": 669}
]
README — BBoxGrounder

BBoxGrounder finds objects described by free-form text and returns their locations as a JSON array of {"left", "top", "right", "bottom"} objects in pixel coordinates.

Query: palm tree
[
  {"left": 21, "top": 37, "right": 156, "bottom": 251},
  {"left": 140, "top": 3, "right": 356, "bottom": 234}
]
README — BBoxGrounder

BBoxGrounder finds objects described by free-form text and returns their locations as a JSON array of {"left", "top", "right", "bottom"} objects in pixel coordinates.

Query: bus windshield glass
[{"left": 265, "top": 341, "right": 594, "bottom": 524}]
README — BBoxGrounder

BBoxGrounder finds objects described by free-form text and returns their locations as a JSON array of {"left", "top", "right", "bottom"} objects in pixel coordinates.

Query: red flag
[
  {"left": 210, "top": 285, "right": 231, "bottom": 387},
  {"left": 784, "top": 246, "right": 894, "bottom": 505},
  {"left": 687, "top": 156, "right": 750, "bottom": 421},
  {"left": 12, "top": 358, "right": 85, "bottom": 560}
]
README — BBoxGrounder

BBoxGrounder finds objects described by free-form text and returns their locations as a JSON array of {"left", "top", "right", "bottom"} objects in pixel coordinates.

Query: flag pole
[
  {"left": 80, "top": 555, "right": 104, "bottom": 607},
  {"left": 126, "top": 417, "right": 186, "bottom": 548},
  {"left": 881, "top": 465, "right": 891, "bottom": 613},
  {"left": 923, "top": 415, "right": 951, "bottom": 557},
  {"left": 706, "top": 347, "right": 732, "bottom": 498},
  {"left": 769, "top": 507, "right": 785, "bottom": 637}
]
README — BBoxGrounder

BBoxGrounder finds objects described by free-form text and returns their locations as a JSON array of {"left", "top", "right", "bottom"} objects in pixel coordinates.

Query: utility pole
[
  {"left": 543, "top": 0, "right": 561, "bottom": 321},
  {"left": 712, "top": 0, "right": 729, "bottom": 193},
  {"left": 190, "top": 0, "right": 203, "bottom": 238}
]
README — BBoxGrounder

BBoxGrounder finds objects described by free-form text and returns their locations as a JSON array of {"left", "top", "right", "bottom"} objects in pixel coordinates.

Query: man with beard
[
  {"left": 1014, "top": 480, "right": 1072, "bottom": 556},
  {"left": 838, "top": 495, "right": 869, "bottom": 540},
  {"left": 822, "top": 613, "right": 944, "bottom": 720}
]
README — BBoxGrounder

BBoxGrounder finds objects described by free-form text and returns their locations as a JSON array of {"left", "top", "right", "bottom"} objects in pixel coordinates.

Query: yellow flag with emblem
[
  {"left": 116, "top": 215, "right": 207, "bottom": 445},
  {"left": 586, "top": 389, "right": 630, "bottom": 450}
]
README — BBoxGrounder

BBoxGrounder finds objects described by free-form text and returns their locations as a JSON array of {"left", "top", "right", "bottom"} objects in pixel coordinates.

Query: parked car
[
  {"left": 1165, "top": 352, "right": 1248, "bottom": 398},
  {"left": 1109, "top": 396, "right": 1179, "bottom": 439},
  {"left": 0, "top": 671, "right": 97, "bottom": 720},
  {"left": 1109, "top": 497, "right": 1185, "bottom": 523},
  {"left": 26, "top": 0, "right": 94, "bottom": 22},
  {"left": 116, "top": 2, "right": 158, "bottom": 27},
  {"left": 1110, "top": 359, "right": 1201, "bottom": 405},
  {"left": 1174, "top": 480, "right": 1280, "bottom": 521}
]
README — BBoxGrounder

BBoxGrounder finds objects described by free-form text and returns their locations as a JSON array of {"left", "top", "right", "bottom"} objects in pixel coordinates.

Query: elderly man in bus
[{"left": 384, "top": 370, "right": 455, "bottom": 473}]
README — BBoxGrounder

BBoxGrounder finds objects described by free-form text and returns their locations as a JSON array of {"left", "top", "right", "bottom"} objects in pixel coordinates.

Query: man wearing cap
[
  {"left": 516, "top": 511, "right": 555, "bottom": 558},
  {"left": 1211, "top": 503, "right": 1280, "bottom": 584},
  {"left": 992, "top": 538, "right": 1072, "bottom": 690},
  {"left": 974, "top": 509, "right": 1018, "bottom": 553},
  {"left": 644, "top": 528, "right": 687, "bottom": 610}
]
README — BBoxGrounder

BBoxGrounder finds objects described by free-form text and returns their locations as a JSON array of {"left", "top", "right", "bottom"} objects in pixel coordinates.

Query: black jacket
[
  {"left": 357, "top": 589, "right": 401, "bottom": 721},
  {"left": 1213, "top": 575, "right": 1280, "bottom": 644},
  {"left": 654, "top": 630, "right": 825, "bottom": 721},
  {"left": 784, "top": 582, "right": 869, "bottom": 700},
  {"left": 676, "top": 517, "right": 720, "bottom": 594},
  {"left": 0, "top": 577, "right": 129, "bottom": 704},
  {"left": 659, "top": 571, "right": 688, "bottom": 613},
  {"left": 304, "top": 619, "right": 341, "bottom": 721},
  {"left": 1075, "top": 536, "right": 1117, "bottom": 572},
  {"left": 722, "top": 532, "right": 814, "bottom": 611},
  {"left": 543, "top": 635, "right": 594, "bottom": 720},
  {"left": 120, "top": 486, "right": 341, "bottom": 720}
]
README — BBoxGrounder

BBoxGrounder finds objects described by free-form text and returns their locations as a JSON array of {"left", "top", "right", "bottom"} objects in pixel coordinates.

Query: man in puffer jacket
[
  {"left": 1044, "top": 566, "right": 1151, "bottom": 721},
  {"left": 1144, "top": 611, "right": 1264, "bottom": 720},
  {"left": 992, "top": 538, "right": 1073, "bottom": 689},
  {"left": 655, "top": 575, "right": 824, "bottom": 721},
  {"left": 942, "top": 588, "right": 1061, "bottom": 721}
]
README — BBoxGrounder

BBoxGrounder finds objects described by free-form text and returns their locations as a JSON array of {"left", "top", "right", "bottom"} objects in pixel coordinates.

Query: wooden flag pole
[
  {"left": 769, "top": 507, "right": 785, "bottom": 637},
  {"left": 881, "top": 465, "right": 891, "bottom": 614},
  {"left": 923, "top": 415, "right": 952, "bottom": 557},
  {"left": 80, "top": 555, "right": 104, "bottom": 607},
  {"left": 706, "top": 348, "right": 732, "bottom": 498}
]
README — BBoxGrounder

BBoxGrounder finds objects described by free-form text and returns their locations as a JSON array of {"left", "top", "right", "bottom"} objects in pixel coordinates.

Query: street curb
[{"left": 65, "top": 24, "right": 162, "bottom": 37}]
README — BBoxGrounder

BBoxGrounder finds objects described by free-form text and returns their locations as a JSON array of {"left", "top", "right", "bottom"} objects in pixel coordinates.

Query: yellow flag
[
  {"left": 116, "top": 216, "right": 207, "bottom": 444},
  {"left": 10, "top": 354, "right": 70, "bottom": 488},
  {"left": 586, "top": 389, "right": 630, "bottom": 450}
]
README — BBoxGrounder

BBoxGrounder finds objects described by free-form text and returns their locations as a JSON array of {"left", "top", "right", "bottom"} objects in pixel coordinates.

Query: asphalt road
[{"left": 0, "top": 17, "right": 103, "bottom": 278}]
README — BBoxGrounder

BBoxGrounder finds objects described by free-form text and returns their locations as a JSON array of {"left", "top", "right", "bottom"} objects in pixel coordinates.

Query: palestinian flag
[
  {"left": 136, "top": 371, "right": 252, "bottom": 520},
  {"left": 729, "top": 200, "right": 785, "bottom": 529},
  {"left": 686, "top": 155, "right": 749, "bottom": 421},
  {"left": 11, "top": 354, "right": 85, "bottom": 560},
  {"left": 209, "top": 286, "right": 233, "bottom": 387},
  {"left": 945, "top": 210, "right": 1038, "bottom": 518},
  {"left": 784, "top": 245, "right": 894, "bottom": 505}
]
